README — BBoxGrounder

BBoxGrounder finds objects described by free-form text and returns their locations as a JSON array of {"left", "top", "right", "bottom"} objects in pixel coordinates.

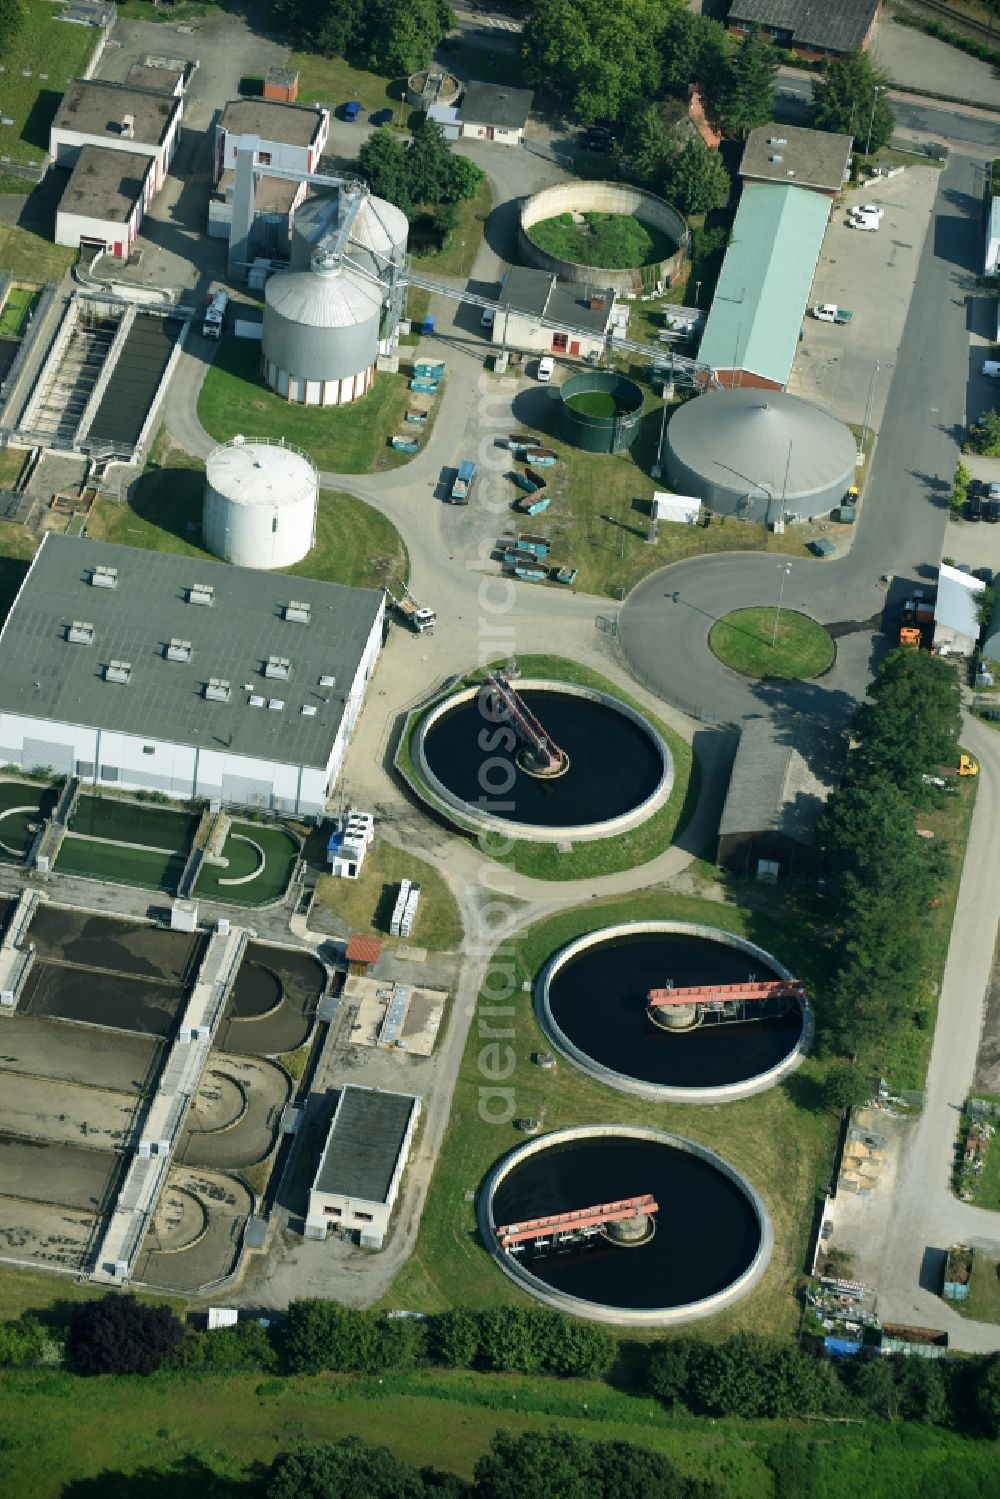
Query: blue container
[
  {"left": 420, "top": 315, "right": 435, "bottom": 335},
  {"left": 343, "top": 101, "right": 361, "bottom": 121}
]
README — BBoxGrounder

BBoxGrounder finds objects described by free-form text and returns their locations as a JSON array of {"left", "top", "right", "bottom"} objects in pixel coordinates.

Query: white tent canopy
[{"left": 653, "top": 491, "right": 700, "bottom": 524}]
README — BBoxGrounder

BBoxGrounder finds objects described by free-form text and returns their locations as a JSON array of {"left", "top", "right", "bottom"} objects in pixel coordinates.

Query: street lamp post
[
  {"left": 865, "top": 85, "right": 885, "bottom": 159},
  {"left": 771, "top": 562, "right": 792, "bottom": 648}
]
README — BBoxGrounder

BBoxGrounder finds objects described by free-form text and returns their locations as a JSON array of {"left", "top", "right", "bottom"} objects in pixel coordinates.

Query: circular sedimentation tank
[
  {"left": 203, "top": 436, "right": 318, "bottom": 569},
  {"left": 559, "top": 371, "right": 644, "bottom": 454},
  {"left": 481, "top": 1126, "right": 772, "bottom": 1325},
  {"left": 537, "top": 922, "right": 812, "bottom": 1103},
  {"left": 413, "top": 676, "right": 673, "bottom": 844},
  {"left": 518, "top": 182, "right": 689, "bottom": 296}
]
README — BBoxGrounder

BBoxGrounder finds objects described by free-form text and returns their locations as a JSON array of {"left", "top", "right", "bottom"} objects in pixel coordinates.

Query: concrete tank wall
[
  {"left": 519, "top": 182, "right": 689, "bottom": 295},
  {"left": 203, "top": 437, "right": 318, "bottom": 569}
]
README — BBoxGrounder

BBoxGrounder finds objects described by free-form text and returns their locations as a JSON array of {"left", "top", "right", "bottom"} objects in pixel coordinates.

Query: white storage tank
[
  {"left": 203, "top": 435, "right": 318, "bottom": 569},
  {"left": 262, "top": 248, "right": 383, "bottom": 406}
]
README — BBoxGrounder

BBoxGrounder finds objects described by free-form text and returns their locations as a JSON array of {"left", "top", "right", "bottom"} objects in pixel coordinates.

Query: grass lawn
[
  {"left": 515, "top": 396, "right": 817, "bottom": 600},
  {"left": 0, "top": 448, "right": 27, "bottom": 488},
  {"left": 0, "top": 225, "right": 76, "bottom": 282},
  {"left": 0, "top": 286, "right": 40, "bottom": 338},
  {"left": 709, "top": 608, "right": 835, "bottom": 680},
  {"left": 527, "top": 212, "right": 672, "bottom": 270},
  {"left": 55, "top": 836, "right": 185, "bottom": 893},
  {"left": 314, "top": 840, "right": 463, "bottom": 952},
  {"left": 0, "top": 5, "right": 99, "bottom": 164},
  {"left": 2, "top": 1366, "right": 999, "bottom": 1498},
  {"left": 385, "top": 884, "right": 839, "bottom": 1335},
  {"left": 87, "top": 430, "right": 408, "bottom": 591},
  {"left": 194, "top": 822, "right": 298, "bottom": 907},
  {"left": 876, "top": 773, "right": 978, "bottom": 1091},
  {"left": 0, "top": 519, "right": 38, "bottom": 624},
  {"left": 954, "top": 1254, "right": 1000, "bottom": 1323},
  {"left": 289, "top": 52, "right": 399, "bottom": 114},
  {"left": 409, "top": 175, "right": 493, "bottom": 281},
  {"left": 69, "top": 795, "right": 198, "bottom": 852},
  {"left": 197, "top": 336, "right": 418, "bottom": 474},
  {"left": 969, "top": 1127, "right": 1000, "bottom": 1212},
  {"left": 396, "top": 653, "right": 697, "bottom": 880}
]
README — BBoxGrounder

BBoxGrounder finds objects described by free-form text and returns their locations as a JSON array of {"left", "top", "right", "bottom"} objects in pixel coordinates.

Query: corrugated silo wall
[{"left": 262, "top": 301, "right": 380, "bottom": 383}]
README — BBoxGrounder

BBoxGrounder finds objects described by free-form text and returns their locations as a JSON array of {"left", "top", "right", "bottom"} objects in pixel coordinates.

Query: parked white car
[
  {"left": 852, "top": 203, "right": 884, "bottom": 221},
  {"left": 537, "top": 356, "right": 555, "bottom": 382},
  {"left": 848, "top": 213, "right": 880, "bottom": 231}
]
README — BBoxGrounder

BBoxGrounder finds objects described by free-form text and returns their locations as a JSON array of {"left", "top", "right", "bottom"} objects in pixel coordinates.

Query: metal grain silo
[
  {"left": 203, "top": 436, "right": 318, "bottom": 569},
  {"left": 262, "top": 249, "right": 382, "bottom": 405},
  {"left": 291, "top": 187, "right": 409, "bottom": 282}
]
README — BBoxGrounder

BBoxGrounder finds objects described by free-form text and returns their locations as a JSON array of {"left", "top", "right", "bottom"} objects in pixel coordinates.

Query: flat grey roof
[
  {"left": 266, "top": 66, "right": 299, "bottom": 90},
  {"left": 459, "top": 81, "right": 533, "bottom": 129},
  {"left": 740, "top": 124, "right": 852, "bottom": 193},
  {"left": 502, "top": 267, "right": 614, "bottom": 333},
  {"left": 313, "top": 1086, "right": 418, "bottom": 1203},
  {"left": 220, "top": 98, "right": 325, "bottom": 148},
  {"left": 59, "top": 145, "right": 152, "bottom": 224},
  {"left": 719, "top": 716, "right": 842, "bottom": 848},
  {"left": 0, "top": 535, "right": 382, "bottom": 771},
  {"left": 126, "top": 63, "right": 183, "bottom": 95},
  {"left": 54, "top": 78, "right": 181, "bottom": 149},
  {"left": 215, "top": 167, "right": 299, "bottom": 214}
]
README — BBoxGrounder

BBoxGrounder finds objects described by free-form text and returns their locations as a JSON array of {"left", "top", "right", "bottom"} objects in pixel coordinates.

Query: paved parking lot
[{"left": 789, "top": 166, "right": 941, "bottom": 431}]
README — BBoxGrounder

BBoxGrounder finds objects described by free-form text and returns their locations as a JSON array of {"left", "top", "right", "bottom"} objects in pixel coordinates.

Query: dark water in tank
[
  {"left": 547, "top": 932, "right": 803, "bottom": 1089},
  {"left": 491, "top": 1136, "right": 761, "bottom": 1310},
  {"left": 422, "top": 689, "right": 662, "bottom": 827}
]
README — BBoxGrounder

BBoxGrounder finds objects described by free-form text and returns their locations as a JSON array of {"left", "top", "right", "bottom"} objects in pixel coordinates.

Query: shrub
[{"left": 67, "top": 1295, "right": 183, "bottom": 1376}]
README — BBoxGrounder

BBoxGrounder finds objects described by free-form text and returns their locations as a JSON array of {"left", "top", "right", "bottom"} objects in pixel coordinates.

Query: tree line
[
  {"left": 7, "top": 1295, "right": 1000, "bottom": 1442},
  {"left": 277, "top": 0, "right": 454, "bottom": 81},
  {"left": 817, "top": 648, "right": 963, "bottom": 1068}
]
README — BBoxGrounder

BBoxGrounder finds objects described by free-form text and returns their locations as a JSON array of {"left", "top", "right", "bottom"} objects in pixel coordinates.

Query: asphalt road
[
  {"left": 776, "top": 72, "right": 1000, "bottom": 150},
  {"left": 620, "top": 150, "right": 977, "bottom": 728}
]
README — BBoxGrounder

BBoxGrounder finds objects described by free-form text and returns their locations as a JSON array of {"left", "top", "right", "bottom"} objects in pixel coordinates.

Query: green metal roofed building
[{"left": 697, "top": 184, "right": 830, "bottom": 390}]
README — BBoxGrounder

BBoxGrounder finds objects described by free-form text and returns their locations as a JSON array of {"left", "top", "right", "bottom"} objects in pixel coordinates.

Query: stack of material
[{"left": 389, "top": 879, "right": 421, "bottom": 937}]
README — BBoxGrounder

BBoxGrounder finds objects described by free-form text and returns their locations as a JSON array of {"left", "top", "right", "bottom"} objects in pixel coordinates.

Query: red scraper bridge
[
  {"left": 647, "top": 978, "right": 806, "bottom": 1009},
  {"left": 495, "top": 1194, "right": 658, "bottom": 1251},
  {"left": 485, "top": 670, "right": 568, "bottom": 775}
]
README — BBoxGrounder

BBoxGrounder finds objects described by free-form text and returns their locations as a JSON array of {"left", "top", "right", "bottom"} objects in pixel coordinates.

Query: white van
[
  {"left": 984, "top": 360, "right": 1000, "bottom": 380},
  {"left": 848, "top": 213, "right": 879, "bottom": 232}
]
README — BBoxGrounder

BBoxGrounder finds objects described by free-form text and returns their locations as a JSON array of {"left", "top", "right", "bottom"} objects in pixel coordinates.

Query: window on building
[
  {"left": 143, "top": 745, "right": 155, "bottom": 756},
  {"left": 257, "top": 150, "right": 272, "bottom": 166},
  {"left": 354, "top": 1211, "right": 374, "bottom": 1223},
  {"left": 99, "top": 765, "right": 119, "bottom": 782},
  {"left": 76, "top": 760, "right": 94, "bottom": 777},
  {"left": 324, "top": 1205, "right": 342, "bottom": 1217}
]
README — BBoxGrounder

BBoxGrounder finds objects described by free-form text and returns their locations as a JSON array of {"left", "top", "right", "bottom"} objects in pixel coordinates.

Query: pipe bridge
[{"left": 496, "top": 1193, "right": 659, "bottom": 1248}]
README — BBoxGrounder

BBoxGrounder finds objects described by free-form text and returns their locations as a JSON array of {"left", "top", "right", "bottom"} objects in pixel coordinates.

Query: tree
[
  {"left": 974, "top": 1354, "right": 1000, "bottom": 1436},
  {"left": 477, "top": 1307, "right": 544, "bottom": 1373},
  {"left": 266, "top": 1437, "right": 431, "bottom": 1499},
  {"left": 660, "top": 10, "right": 730, "bottom": 98},
  {"left": 822, "top": 1060, "right": 873, "bottom": 1113},
  {"left": 472, "top": 1428, "right": 718, "bottom": 1499},
  {"left": 430, "top": 1308, "right": 479, "bottom": 1367},
  {"left": 852, "top": 1354, "right": 901, "bottom": 1419},
  {"left": 361, "top": 0, "right": 454, "bottom": 79},
  {"left": 536, "top": 1312, "right": 615, "bottom": 1379},
  {"left": 647, "top": 1337, "right": 697, "bottom": 1407},
  {"left": 661, "top": 136, "right": 730, "bottom": 214},
  {"left": 279, "top": 0, "right": 364, "bottom": 56},
  {"left": 358, "top": 128, "right": 412, "bottom": 212},
  {"left": 812, "top": 51, "right": 894, "bottom": 154},
  {"left": 67, "top": 1294, "right": 183, "bottom": 1376},
  {"left": 0, "top": 0, "right": 24, "bottom": 58},
  {"left": 852, "top": 649, "right": 962, "bottom": 792},
  {"left": 521, "top": 0, "right": 679, "bottom": 124},
  {"left": 896, "top": 1354, "right": 948, "bottom": 1424},
  {"left": 966, "top": 409, "right": 1000, "bottom": 457},
  {"left": 717, "top": 24, "right": 777, "bottom": 138}
]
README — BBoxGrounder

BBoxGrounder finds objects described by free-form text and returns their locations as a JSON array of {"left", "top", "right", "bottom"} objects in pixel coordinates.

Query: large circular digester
[
  {"left": 559, "top": 371, "right": 644, "bottom": 454},
  {"left": 262, "top": 249, "right": 383, "bottom": 406},
  {"left": 291, "top": 187, "right": 409, "bottom": 283},
  {"left": 203, "top": 436, "right": 318, "bottom": 569},
  {"left": 665, "top": 388, "right": 858, "bottom": 524},
  {"left": 518, "top": 181, "right": 689, "bottom": 295},
  {"left": 537, "top": 921, "right": 813, "bottom": 1103},
  {"left": 481, "top": 1126, "right": 772, "bottom": 1325}
]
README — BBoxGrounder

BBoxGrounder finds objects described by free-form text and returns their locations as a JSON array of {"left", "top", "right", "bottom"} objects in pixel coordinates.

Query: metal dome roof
[
  {"left": 667, "top": 389, "right": 856, "bottom": 502},
  {"left": 293, "top": 190, "right": 408, "bottom": 260},
  {"left": 207, "top": 438, "right": 318, "bottom": 507},
  {"left": 264, "top": 259, "right": 383, "bottom": 328}
]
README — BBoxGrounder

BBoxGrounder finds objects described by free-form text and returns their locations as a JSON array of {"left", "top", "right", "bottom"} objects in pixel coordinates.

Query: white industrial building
[
  {"left": 212, "top": 97, "right": 328, "bottom": 223},
  {"left": 491, "top": 267, "right": 615, "bottom": 359},
  {"left": 986, "top": 197, "right": 1000, "bottom": 276},
  {"left": 55, "top": 145, "right": 157, "bottom": 255},
  {"left": 203, "top": 436, "right": 318, "bottom": 569},
  {"left": 933, "top": 563, "right": 985, "bottom": 658},
  {"left": 0, "top": 536, "right": 384, "bottom": 818},
  {"left": 50, "top": 78, "right": 183, "bottom": 191},
  {"left": 457, "top": 82, "right": 534, "bottom": 145},
  {"left": 305, "top": 1086, "right": 420, "bottom": 1247}
]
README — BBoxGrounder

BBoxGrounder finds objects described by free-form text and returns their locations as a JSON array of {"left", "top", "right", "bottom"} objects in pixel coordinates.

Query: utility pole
[{"left": 771, "top": 562, "right": 792, "bottom": 647}]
